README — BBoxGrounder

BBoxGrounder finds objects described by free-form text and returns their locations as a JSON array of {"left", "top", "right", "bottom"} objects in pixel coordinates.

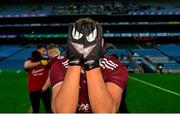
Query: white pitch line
[{"left": 129, "top": 76, "right": 180, "bottom": 97}]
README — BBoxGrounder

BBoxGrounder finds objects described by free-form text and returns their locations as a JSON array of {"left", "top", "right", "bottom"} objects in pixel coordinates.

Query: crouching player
[
  {"left": 24, "top": 44, "right": 52, "bottom": 113},
  {"left": 49, "top": 18, "right": 128, "bottom": 113}
]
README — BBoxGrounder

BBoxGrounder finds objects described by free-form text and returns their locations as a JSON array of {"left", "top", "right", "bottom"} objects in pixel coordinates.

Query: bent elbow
[
  {"left": 24, "top": 61, "right": 29, "bottom": 69},
  {"left": 24, "top": 64, "right": 28, "bottom": 69}
]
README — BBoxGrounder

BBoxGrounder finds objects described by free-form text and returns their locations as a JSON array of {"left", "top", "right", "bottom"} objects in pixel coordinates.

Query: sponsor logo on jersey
[
  {"left": 32, "top": 68, "right": 45, "bottom": 76},
  {"left": 78, "top": 103, "right": 90, "bottom": 112}
]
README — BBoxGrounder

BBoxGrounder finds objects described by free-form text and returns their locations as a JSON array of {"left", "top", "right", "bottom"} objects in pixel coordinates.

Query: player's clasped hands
[{"left": 67, "top": 20, "right": 104, "bottom": 71}]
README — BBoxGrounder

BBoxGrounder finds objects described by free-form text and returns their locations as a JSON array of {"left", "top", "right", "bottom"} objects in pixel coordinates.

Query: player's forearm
[
  {"left": 86, "top": 68, "right": 117, "bottom": 113},
  {"left": 54, "top": 66, "right": 81, "bottom": 113},
  {"left": 42, "top": 76, "right": 50, "bottom": 91},
  {"left": 51, "top": 86, "right": 61, "bottom": 113},
  {"left": 24, "top": 61, "right": 40, "bottom": 69}
]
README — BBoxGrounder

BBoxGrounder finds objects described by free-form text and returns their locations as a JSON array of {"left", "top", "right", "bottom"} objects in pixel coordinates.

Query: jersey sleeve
[
  {"left": 50, "top": 60, "right": 67, "bottom": 88},
  {"left": 106, "top": 56, "right": 128, "bottom": 90}
]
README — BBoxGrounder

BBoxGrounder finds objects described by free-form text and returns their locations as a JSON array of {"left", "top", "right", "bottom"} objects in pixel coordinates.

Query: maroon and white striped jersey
[{"left": 49, "top": 55, "right": 128, "bottom": 113}]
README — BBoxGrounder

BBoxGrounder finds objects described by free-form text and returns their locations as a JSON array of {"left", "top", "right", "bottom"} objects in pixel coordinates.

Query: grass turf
[
  {"left": 127, "top": 74, "right": 180, "bottom": 113},
  {"left": 0, "top": 70, "right": 180, "bottom": 113}
]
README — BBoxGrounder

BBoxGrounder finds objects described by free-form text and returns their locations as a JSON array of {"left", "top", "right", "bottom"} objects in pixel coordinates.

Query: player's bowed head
[{"left": 67, "top": 18, "right": 104, "bottom": 70}]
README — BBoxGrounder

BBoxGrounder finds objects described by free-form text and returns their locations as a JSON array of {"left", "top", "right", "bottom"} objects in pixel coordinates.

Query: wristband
[
  {"left": 68, "top": 58, "right": 83, "bottom": 66},
  {"left": 40, "top": 60, "right": 48, "bottom": 66},
  {"left": 84, "top": 59, "right": 100, "bottom": 71}
]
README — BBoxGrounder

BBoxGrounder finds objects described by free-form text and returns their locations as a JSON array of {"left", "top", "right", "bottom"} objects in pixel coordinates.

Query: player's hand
[
  {"left": 41, "top": 87, "right": 46, "bottom": 93},
  {"left": 67, "top": 23, "right": 84, "bottom": 66},
  {"left": 83, "top": 24, "right": 104, "bottom": 71},
  {"left": 40, "top": 60, "right": 48, "bottom": 66}
]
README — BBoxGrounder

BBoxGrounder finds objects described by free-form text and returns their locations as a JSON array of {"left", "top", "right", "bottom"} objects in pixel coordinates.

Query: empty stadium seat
[
  {"left": 158, "top": 44, "right": 180, "bottom": 58},
  {"left": 148, "top": 57, "right": 170, "bottom": 64},
  {"left": 132, "top": 49, "right": 163, "bottom": 57},
  {"left": 163, "top": 63, "right": 180, "bottom": 69},
  {"left": 106, "top": 49, "right": 128, "bottom": 56},
  {"left": 0, "top": 45, "right": 36, "bottom": 69},
  {"left": 0, "top": 45, "right": 23, "bottom": 58}
]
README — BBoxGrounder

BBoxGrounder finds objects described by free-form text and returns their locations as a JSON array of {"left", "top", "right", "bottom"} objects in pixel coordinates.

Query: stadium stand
[
  {"left": 130, "top": 49, "right": 159, "bottom": 72},
  {"left": 0, "top": 45, "right": 35, "bottom": 69},
  {"left": 0, "top": 45, "right": 23, "bottom": 60},
  {"left": 157, "top": 44, "right": 180, "bottom": 58},
  {"left": 155, "top": 44, "right": 180, "bottom": 72},
  {"left": 132, "top": 49, "right": 163, "bottom": 57},
  {"left": 105, "top": 49, "right": 136, "bottom": 72},
  {"left": 0, "top": 43, "right": 179, "bottom": 73},
  {"left": 128, "top": 44, "right": 180, "bottom": 73},
  {"left": 129, "top": 44, "right": 180, "bottom": 72},
  {"left": 105, "top": 49, "right": 128, "bottom": 56},
  {"left": 0, "top": 0, "right": 179, "bottom": 17},
  {"left": 0, "top": 44, "right": 65, "bottom": 70},
  {"left": 164, "top": 63, "right": 180, "bottom": 69},
  {"left": 0, "top": 1, "right": 125, "bottom": 17},
  {"left": 148, "top": 56, "right": 170, "bottom": 64},
  {"left": 0, "top": 45, "right": 136, "bottom": 72},
  {"left": 162, "top": 62, "right": 180, "bottom": 73},
  {"left": 128, "top": 0, "right": 180, "bottom": 15}
]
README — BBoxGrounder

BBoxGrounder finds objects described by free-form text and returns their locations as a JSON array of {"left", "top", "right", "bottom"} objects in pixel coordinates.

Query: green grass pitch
[{"left": 0, "top": 70, "right": 180, "bottom": 113}]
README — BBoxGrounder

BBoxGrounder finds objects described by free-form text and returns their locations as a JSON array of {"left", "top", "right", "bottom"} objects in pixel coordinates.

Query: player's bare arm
[
  {"left": 53, "top": 25, "right": 84, "bottom": 112},
  {"left": 81, "top": 19, "right": 124, "bottom": 112},
  {"left": 24, "top": 60, "right": 41, "bottom": 69},
  {"left": 86, "top": 68, "right": 122, "bottom": 112},
  {"left": 24, "top": 49, "right": 48, "bottom": 69},
  {"left": 54, "top": 66, "right": 81, "bottom": 112},
  {"left": 51, "top": 81, "right": 61, "bottom": 112},
  {"left": 42, "top": 74, "right": 51, "bottom": 92}
]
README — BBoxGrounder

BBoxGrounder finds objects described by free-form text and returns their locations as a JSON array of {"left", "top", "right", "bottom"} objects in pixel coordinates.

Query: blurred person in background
[
  {"left": 24, "top": 44, "right": 52, "bottom": 113},
  {"left": 48, "top": 43, "right": 61, "bottom": 57},
  {"left": 46, "top": 44, "right": 62, "bottom": 112}
]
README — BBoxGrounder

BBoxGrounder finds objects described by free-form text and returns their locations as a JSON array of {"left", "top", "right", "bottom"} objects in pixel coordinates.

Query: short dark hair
[
  {"left": 75, "top": 18, "right": 97, "bottom": 25},
  {"left": 37, "top": 44, "right": 47, "bottom": 49}
]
